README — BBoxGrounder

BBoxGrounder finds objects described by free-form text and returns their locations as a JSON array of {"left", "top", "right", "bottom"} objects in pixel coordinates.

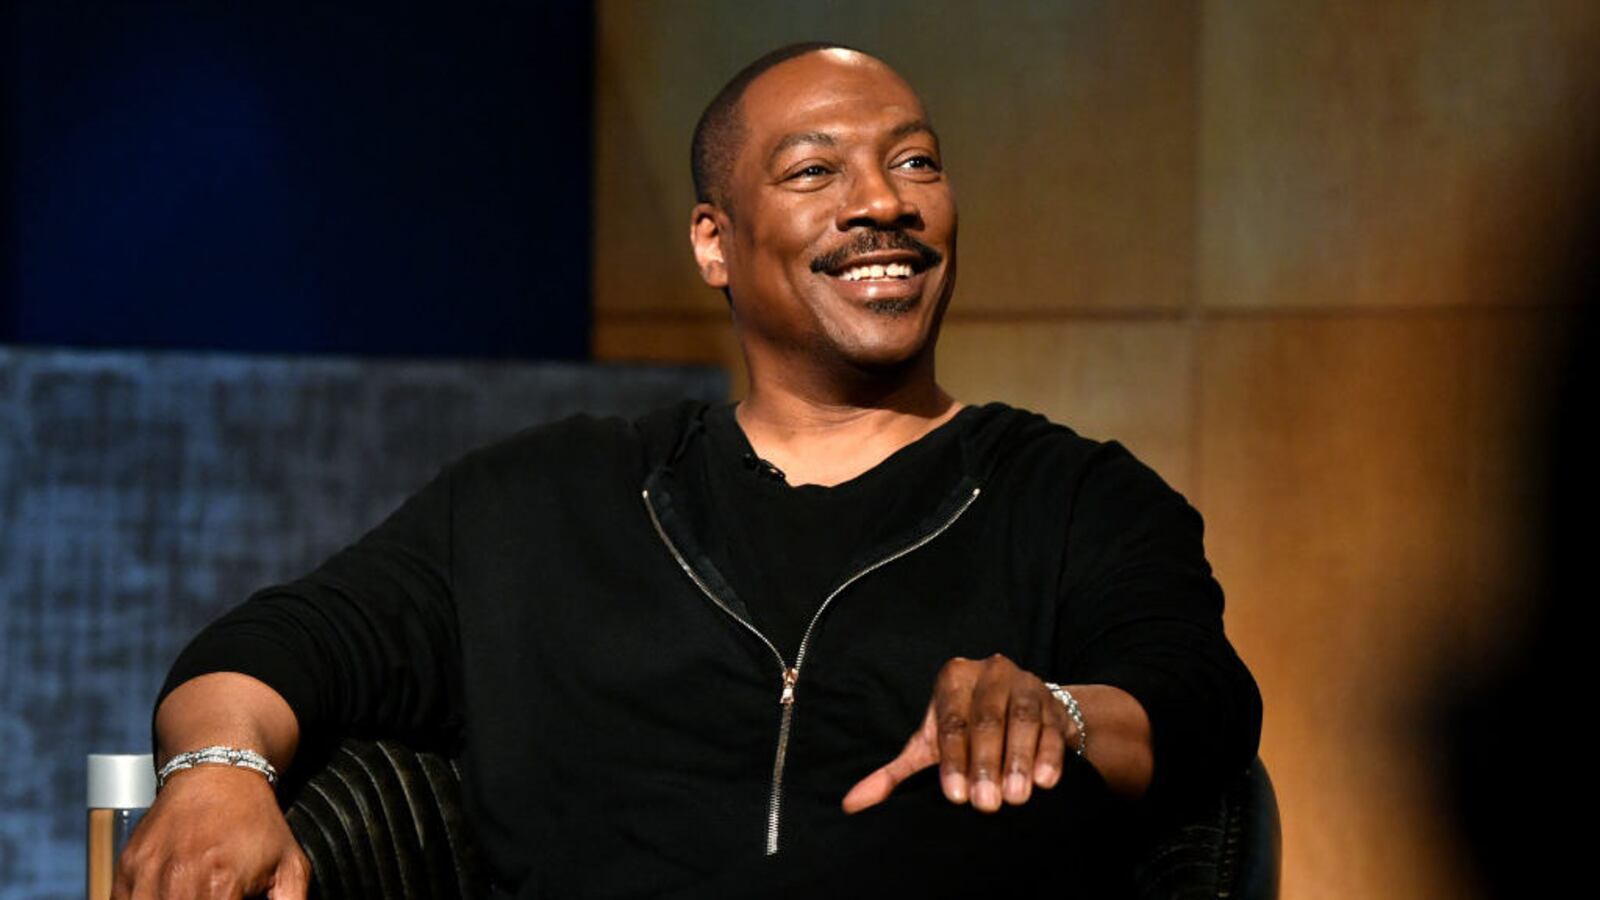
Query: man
[{"left": 117, "top": 43, "right": 1261, "bottom": 898}]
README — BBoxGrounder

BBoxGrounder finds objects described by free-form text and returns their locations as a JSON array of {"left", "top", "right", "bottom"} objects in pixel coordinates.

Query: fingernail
[
  {"left": 974, "top": 777, "right": 1000, "bottom": 810},
  {"left": 942, "top": 770, "right": 968, "bottom": 803},
  {"left": 1004, "top": 771, "right": 1028, "bottom": 802},
  {"left": 1034, "top": 760, "right": 1059, "bottom": 787}
]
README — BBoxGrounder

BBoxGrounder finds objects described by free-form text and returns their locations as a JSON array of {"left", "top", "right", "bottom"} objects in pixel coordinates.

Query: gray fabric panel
[{"left": 0, "top": 345, "right": 726, "bottom": 897}]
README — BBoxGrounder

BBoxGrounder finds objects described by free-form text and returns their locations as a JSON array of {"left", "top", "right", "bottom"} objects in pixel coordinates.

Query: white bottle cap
[{"left": 87, "top": 754, "right": 156, "bottom": 809}]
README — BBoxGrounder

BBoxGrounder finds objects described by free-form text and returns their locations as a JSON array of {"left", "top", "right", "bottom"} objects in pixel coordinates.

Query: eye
[
  {"left": 788, "top": 163, "right": 833, "bottom": 180},
  {"left": 896, "top": 154, "right": 942, "bottom": 174}
]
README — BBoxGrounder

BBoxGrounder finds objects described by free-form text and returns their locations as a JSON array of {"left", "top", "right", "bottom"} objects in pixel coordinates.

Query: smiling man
[
  {"left": 691, "top": 46, "right": 957, "bottom": 395},
  {"left": 118, "top": 44, "right": 1261, "bottom": 899},
  {"left": 687, "top": 43, "right": 1180, "bottom": 812}
]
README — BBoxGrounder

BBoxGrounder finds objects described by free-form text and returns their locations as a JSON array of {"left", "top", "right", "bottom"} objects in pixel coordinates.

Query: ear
[{"left": 690, "top": 202, "right": 729, "bottom": 289}]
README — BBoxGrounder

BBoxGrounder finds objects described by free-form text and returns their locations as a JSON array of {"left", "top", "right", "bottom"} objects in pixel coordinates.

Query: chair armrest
[
  {"left": 1129, "top": 757, "right": 1282, "bottom": 900},
  {"left": 286, "top": 741, "right": 1280, "bottom": 900},
  {"left": 283, "top": 739, "right": 487, "bottom": 900}
]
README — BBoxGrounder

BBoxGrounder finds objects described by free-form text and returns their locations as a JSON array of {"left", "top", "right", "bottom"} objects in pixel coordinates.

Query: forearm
[
  {"left": 1064, "top": 683, "right": 1153, "bottom": 798},
  {"left": 155, "top": 672, "right": 300, "bottom": 773},
  {"left": 119, "top": 673, "right": 309, "bottom": 898},
  {"left": 1057, "top": 446, "right": 1262, "bottom": 800}
]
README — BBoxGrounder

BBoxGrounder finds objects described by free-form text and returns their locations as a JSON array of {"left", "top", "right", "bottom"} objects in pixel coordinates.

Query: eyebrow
[
  {"left": 767, "top": 131, "right": 835, "bottom": 164},
  {"left": 765, "top": 119, "right": 940, "bottom": 166},
  {"left": 889, "top": 119, "right": 939, "bottom": 143}
]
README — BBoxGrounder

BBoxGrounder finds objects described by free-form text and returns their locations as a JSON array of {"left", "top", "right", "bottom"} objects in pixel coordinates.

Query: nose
[{"left": 835, "top": 166, "right": 921, "bottom": 231}]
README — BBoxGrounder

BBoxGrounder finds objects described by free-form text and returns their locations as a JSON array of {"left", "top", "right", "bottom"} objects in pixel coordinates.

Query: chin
[{"left": 835, "top": 334, "right": 937, "bottom": 375}]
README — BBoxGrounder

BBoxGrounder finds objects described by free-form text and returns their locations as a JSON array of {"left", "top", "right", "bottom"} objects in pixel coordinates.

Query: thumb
[
  {"left": 267, "top": 848, "right": 311, "bottom": 900},
  {"left": 841, "top": 706, "right": 940, "bottom": 815}
]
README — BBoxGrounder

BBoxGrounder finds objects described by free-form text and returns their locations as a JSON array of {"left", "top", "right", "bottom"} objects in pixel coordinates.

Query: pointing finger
[{"left": 841, "top": 705, "right": 939, "bottom": 814}]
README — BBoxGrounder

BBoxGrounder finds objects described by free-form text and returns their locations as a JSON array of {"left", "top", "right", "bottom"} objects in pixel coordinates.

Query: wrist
[
  {"left": 155, "top": 673, "right": 300, "bottom": 771},
  {"left": 157, "top": 745, "right": 279, "bottom": 791},
  {"left": 1043, "top": 682, "right": 1088, "bottom": 757}
]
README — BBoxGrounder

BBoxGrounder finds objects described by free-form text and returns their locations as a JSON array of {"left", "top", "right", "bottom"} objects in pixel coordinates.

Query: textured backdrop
[{"left": 0, "top": 346, "right": 726, "bottom": 898}]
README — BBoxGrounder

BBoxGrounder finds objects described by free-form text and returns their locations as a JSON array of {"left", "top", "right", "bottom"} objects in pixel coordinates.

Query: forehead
[{"left": 737, "top": 50, "right": 929, "bottom": 154}]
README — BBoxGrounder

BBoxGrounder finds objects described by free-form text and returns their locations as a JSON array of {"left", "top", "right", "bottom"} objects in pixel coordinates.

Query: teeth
[{"left": 838, "top": 262, "right": 915, "bottom": 281}]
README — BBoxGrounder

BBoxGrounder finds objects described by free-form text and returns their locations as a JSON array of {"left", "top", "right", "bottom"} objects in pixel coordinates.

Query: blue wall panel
[{"left": 0, "top": 346, "right": 725, "bottom": 897}]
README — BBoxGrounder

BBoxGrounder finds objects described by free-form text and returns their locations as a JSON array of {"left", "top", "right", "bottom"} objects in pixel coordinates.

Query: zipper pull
[{"left": 780, "top": 667, "right": 798, "bottom": 705}]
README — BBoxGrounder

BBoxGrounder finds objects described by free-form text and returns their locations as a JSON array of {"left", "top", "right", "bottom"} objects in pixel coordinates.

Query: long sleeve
[
  {"left": 157, "top": 464, "right": 463, "bottom": 748},
  {"left": 1054, "top": 442, "right": 1262, "bottom": 804}
]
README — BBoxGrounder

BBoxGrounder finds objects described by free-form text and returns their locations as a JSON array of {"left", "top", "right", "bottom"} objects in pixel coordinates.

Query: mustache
[{"left": 809, "top": 231, "right": 944, "bottom": 275}]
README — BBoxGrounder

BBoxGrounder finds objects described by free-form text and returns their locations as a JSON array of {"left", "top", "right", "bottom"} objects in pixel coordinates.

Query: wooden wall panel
[
  {"left": 1197, "top": 310, "right": 1559, "bottom": 899},
  {"left": 939, "top": 319, "right": 1194, "bottom": 493},
  {"left": 1199, "top": 0, "right": 1600, "bottom": 312},
  {"left": 593, "top": 0, "right": 1199, "bottom": 321}
]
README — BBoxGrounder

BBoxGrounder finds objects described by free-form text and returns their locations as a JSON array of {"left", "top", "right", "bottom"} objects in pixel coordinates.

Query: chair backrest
[{"left": 285, "top": 739, "right": 1281, "bottom": 900}]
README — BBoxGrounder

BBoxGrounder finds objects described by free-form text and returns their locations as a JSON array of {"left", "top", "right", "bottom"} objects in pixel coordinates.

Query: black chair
[
  {"left": 285, "top": 740, "right": 1280, "bottom": 899},
  {"left": 1127, "top": 757, "right": 1282, "bottom": 900},
  {"left": 285, "top": 741, "right": 486, "bottom": 899}
]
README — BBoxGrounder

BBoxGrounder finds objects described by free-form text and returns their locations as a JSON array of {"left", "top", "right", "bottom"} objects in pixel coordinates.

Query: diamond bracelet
[
  {"left": 156, "top": 745, "right": 279, "bottom": 790},
  {"left": 1043, "top": 682, "right": 1088, "bottom": 757}
]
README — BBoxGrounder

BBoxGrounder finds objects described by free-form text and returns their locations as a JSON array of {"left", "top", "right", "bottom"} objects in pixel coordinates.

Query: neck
[{"left": 735, "top": 362, "right": 963, "bottom": 487}]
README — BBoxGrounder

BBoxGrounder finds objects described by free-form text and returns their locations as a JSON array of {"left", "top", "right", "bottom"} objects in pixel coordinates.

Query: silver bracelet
[
  {"left": 156, "top": 745, "right": 279, "bottom": 790},
  {"left": 1043, "top": 683, "right": 1088, "bottom": 757}
]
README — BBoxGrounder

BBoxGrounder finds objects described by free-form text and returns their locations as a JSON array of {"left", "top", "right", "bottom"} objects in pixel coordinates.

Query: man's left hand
[{"left": 841, "top": 653, "right": 1077, "bottom": 814}]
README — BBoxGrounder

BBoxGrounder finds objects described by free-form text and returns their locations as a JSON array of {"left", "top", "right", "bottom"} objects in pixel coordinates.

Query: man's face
[{"left": 693, "top": 50, "right": 957, "bottom": 378}]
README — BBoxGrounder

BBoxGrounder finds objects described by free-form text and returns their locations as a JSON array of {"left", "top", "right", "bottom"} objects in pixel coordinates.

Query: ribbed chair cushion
[
  {"left": 284, "top": 739, "right": 487, "bottom": 900},
  {"left": 287, "top": 740, "right": 1279, "bottom": 900}
]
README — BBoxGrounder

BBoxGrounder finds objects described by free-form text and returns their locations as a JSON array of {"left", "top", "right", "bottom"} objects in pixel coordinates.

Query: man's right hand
[{"left": 112, "top": 766, "right": 309, "bottom": 900}]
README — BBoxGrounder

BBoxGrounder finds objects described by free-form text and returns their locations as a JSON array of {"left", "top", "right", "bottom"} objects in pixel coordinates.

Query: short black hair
[{"left": 690, "top": 41, "right": 865, "bottom": 208}]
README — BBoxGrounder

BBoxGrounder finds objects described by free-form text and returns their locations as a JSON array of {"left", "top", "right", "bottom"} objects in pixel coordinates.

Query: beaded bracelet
[
  {"left": 156, "top": 745, "right": 279, "bottom": 790},
  {"left": 1043, "top": 683, "right": 1088, "bottom": 757}
]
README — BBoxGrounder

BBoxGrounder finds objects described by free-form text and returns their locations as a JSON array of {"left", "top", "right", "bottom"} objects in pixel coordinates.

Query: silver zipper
[
  {"left": 768, "top": 667, "right": 799, "bottom": 854},
  {"left": 643, "top": 484, "right": 983, "bottom": 856},
  {"left": 642, "top": 489, "right": 793, "bottom": 856},
  {"left": 642, "top": 489, "right": 788, "bottom": 671}
]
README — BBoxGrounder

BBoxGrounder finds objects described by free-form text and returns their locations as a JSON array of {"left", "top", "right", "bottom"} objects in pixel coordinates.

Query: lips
[
  {"left": 822, "top": 258, "right": 929, "bottom": 312},
  {"left": 832, "top": 256, "right": 919, "bottom": 282},
  {"left": 810, "top": 232, "right": 944, "bottom": 280}
]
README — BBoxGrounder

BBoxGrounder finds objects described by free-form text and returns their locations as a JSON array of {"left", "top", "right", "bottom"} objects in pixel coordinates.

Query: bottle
[{"left": 86, "top": 754, "right": 155, "bottom": 900}]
